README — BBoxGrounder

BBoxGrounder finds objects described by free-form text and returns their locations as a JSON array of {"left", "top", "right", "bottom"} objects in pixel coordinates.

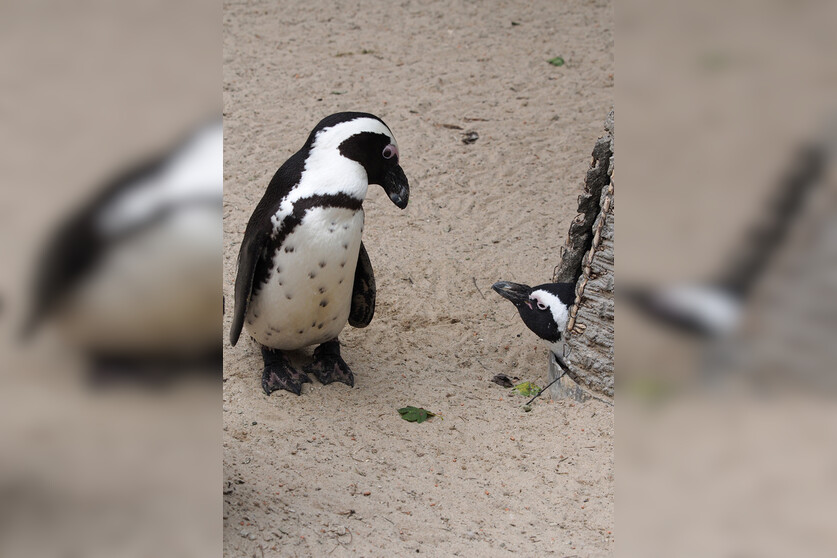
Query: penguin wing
[
  {"left": 229, "top": 151, "right": 310, "bottom": 346},
  {"left": 349, "top": 241, "right": 376, "bottom": 328},
  {"left": 229, "top": 224, "right": 270, "bottom": 346}
]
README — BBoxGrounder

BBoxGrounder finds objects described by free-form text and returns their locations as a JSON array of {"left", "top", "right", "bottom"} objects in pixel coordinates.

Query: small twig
[
  {"left": 553, "top": 355, "right": 614, "bottom": 407},
  {"left": 524, "top": 356, "right": 614, "bottom": 407},
  {"left": 525, "top": 373, "right": 564, "bottom": 406},
  {"left": 473, "top": 277, "right": 486, "bottom": 299}
]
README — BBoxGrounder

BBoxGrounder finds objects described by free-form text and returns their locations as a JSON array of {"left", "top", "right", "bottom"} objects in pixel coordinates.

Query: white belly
[{"left": 245, "top": 207, "right": 364, "bottom": 350}]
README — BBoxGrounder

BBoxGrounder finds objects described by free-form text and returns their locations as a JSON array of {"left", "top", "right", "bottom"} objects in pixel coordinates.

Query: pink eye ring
[{"left": 382, "top": 144, "right": 398, "bottom": 160}]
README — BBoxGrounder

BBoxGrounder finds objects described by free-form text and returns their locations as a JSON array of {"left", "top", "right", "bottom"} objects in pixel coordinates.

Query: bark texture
[{"left": 550, "top": 110, "right": 614, "bottom": 399}]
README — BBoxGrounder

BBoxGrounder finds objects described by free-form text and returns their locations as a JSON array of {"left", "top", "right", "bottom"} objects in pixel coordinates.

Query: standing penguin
[
  {"left": 230, "top": 112, "right": 409, "bottom": 396},
  {"left": 492, "top": 281, "right": 575, "bottom": 359}
]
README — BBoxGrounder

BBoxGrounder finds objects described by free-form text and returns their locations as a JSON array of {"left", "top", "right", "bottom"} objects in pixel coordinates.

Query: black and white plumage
[
  {"left": 230, "top": 112, "right": 409, "bottom": 395},
  {"left": 492, "top": 281, "right": 575, "bottom": 358},
  {"left": 24, "top": 120, "right": 223, "bottom": 369}
]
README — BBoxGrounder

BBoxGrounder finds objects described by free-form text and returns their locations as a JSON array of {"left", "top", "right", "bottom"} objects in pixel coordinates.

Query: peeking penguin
[{"left": 492, "top": 281, "right": 575, "bottom": 358}]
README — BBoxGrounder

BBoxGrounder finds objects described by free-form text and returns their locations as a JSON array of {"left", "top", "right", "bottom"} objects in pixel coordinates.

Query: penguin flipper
[
  {"left": 230, "top": 228, "right": 268, "bottom": 346},
  {"left": 349, "top": 242, "right": 376, "bottom": 328}
]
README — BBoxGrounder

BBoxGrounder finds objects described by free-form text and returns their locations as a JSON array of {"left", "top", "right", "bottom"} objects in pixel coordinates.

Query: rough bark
[{"left": 549, "top": 110, "right": 614, "bottom": 399}]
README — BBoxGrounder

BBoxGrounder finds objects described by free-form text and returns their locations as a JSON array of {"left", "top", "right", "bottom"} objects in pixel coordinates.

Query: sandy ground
[{"left": 223, "top": 0, "right": 614, "bottom": 555}]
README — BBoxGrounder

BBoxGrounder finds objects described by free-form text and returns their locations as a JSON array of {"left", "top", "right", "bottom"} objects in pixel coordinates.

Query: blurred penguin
[{"left": 23, "top": 120, "right": 222, "bottom": 384}]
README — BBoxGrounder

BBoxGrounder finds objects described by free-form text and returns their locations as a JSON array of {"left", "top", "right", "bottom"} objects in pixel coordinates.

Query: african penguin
[
  {"left": 492, "top": 281, "right": 575, "bottom": 359},
  {"left": 230, "top": 112, "right": 409, "bottom": 396},
  {"left": 24, "top": 119, "right": 223, "bottom": 373}
]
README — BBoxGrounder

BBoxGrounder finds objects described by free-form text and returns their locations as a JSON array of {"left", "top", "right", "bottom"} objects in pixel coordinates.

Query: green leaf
[
  {"left": 512, "top": 381, "right": 541, "bottom": 398},
  {"left": 398, "top": 406, "right": 436, "bottom": 423},
  {"left": 548, "top": 56, "right": 565, "bottom": 67}
]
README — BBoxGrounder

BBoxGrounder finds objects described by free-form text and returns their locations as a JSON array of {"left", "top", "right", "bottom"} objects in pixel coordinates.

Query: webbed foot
[
  {"left": 304, "top": 339, "right": 355, "bottom": 387},
  {"left": 261, "top": 346, "right": 310, "bottom": 395}
]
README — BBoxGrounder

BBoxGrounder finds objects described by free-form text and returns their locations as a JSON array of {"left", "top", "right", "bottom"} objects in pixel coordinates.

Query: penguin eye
[
  {"left": 382, "top": 145, "right": 397, "bottom": 160},
  {"left": 536, "top": 301, "right": 547, "bottom": 311}
]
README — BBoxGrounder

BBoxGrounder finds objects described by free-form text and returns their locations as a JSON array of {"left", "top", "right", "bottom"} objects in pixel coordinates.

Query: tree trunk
[{"left": 549, "top": 110, "right": 614, "bottom": 399}]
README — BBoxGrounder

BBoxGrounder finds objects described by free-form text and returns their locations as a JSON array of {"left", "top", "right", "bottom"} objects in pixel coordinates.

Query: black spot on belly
[
  {"left": 276, "top": 266, "right": 282, "bottom": 274},
  {"left": 320, "top": 299, "right": 328, "bottom": 307},
  {"left": 317, "top": 323, "right": 324, "bottom": 329},
  {"left": 318, "top": 287, "right": 326, "bottom": 294},
  {"left": 278, "top": 281, "right": 283, "bottom": 286},
  {"left": 340, "top": 261, "right": 346, "bottom": 268},
  {"left": 343, "top": 224, "right": 349, "bottom": 230},
  {"left": 286, "top": 294, "right": 293, "bottom": 300},
  {"left": 342, "top": 243, "right": 348, "bottom": 250},
  {"left": 319, "top": 261, "right": 326, "bottom": 268},
  {"left": 298, "top": 329, "right": 304, "bottom": 334},
  {"left": 309, "top": 271, "right": 317, "bottom": 279},
  {"left": 311, "top": 321, "right": 316, "bottom": 328},
  {"left": 284, "top": 246, "right": 294, "bottom": 253},
  {"left": 338, "top": 278, "right": 344, "bottom": 284}
]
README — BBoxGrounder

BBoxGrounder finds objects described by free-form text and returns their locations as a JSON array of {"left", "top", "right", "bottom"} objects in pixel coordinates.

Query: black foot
[
  {"left": 304, "top": 339, "right": 355, "bottom": 387},
  {"left": 261, "top": 347, "right": 310, "bottom": 396}
]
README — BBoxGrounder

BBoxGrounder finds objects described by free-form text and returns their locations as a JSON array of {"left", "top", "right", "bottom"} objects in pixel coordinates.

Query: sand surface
[{"left": 223, "top": 0, "right": 614, "bottom": 555}]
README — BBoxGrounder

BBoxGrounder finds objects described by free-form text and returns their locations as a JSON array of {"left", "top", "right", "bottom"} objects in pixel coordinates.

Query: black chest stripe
[{"left": 251, "top": 193, "right": 363, "bottom": 297}]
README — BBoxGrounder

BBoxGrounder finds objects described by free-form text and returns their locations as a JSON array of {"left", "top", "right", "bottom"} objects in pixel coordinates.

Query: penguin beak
[
  {"left": 381, "top": 164, "right": 410, "bottom": 209},
  {"left": 492, "top": 281, "right": 533, "bottom": 308}
]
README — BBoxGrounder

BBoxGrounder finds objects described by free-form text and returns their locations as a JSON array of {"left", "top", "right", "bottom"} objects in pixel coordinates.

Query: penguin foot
[
  {"left": 304, "top": 339, "right": 355, "bottom": 387},
  {"left": 261, "top": 347, "right": 310, "bottom": 396}
]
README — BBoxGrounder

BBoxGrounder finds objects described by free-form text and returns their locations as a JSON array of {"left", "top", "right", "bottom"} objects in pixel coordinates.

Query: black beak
[
  {"left": 382, "top": 164, "right": 410, "bottom": 209},
  {"left": 492, "top": 281, "right": 533, "bottom": 306}
]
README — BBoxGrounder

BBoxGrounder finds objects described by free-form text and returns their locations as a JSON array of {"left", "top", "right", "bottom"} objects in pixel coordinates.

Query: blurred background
[
  {"left": 1, "top": 1, "right": 221, "bottom": 556},
  {"left": 618, "top": 0, "right": 837, "bottom": 556}
]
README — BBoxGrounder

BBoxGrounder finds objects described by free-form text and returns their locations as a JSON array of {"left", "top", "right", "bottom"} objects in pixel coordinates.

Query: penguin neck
[
  {"left": 270, "top": 153, "right": 367, "bottom": 232},
  {"left": 298, "top": 149, "right": 369, "bottom": 201}
]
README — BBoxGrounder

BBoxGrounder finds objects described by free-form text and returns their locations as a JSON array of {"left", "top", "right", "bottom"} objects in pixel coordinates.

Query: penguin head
[
  {"left": 492, "top": 281, "right": 575, "bottom": 343},
  {"left": 308, "top": 112, "right": 410, "bottom": 209}
]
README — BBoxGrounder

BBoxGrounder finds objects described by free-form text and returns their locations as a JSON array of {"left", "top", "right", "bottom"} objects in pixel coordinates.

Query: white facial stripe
[
  {"left": 312, "top": 117, "right": 395, "bottom": 151},
  {"left": 270, "top": 117, "right": 395, "bottom": 233},
  {"left": 530, "top": 289, "right": 570, "bottom": 331}
]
